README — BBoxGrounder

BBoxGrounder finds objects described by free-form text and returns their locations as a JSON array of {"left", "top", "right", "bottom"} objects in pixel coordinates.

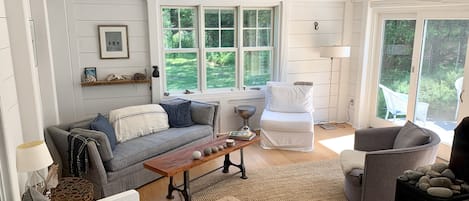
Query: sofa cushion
[
  {"left": 104, "top": 125, "right": 213, "bottom": 172},
  {"left": 393, "top": 121, "right": 430, "bottom": 149},
  {"left": 190, "top": 101, "right": 215, "bottom": 125},
  {"left": 160, "top": 100, "right": 194, "bottom": 128},
  {"left": 90, "top": 113, "right": 117, "bottom": 150},
  {"left": 70, "top": 128, "right": 114, "bottom": 161},
  {"left": 109, "top": 104, "right": 169, "bottom": 143},
  {"left": 260, "top": 109, "right": 314, "bottom": 132},
  {"left": 161, "top": 98, "right": 217, "bottom": 126}
]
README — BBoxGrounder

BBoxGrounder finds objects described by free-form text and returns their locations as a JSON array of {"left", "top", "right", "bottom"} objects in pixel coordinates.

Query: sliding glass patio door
[
  {"left": 414, "top": 19, "right": 469, "bottom": 144},
  {"left": 373, "top": 17, "right": 416, "bottom": 126},
  {"left": 371, "top": 12, "right": 469, "bottom": 155}
]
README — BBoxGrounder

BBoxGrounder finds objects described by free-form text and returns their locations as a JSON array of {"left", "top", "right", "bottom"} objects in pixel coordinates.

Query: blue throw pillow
[
  {"left": 90, "top": 113, "right": 117, "bottom": 150},
  {"left": 160, "top": 100, "right": 194, "bottom": 128}
]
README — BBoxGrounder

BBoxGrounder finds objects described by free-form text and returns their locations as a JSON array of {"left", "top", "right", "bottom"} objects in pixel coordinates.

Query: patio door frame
[{"left": 369, "top": 9, "right": 469, "bottom": 128}]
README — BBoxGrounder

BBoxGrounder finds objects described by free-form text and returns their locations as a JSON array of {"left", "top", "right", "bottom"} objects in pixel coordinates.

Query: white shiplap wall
[
  {"left": 68, "top": 0, "right": 151, "bottom": 118},
  {"left": 286, "top": 1, "right": 345, "bottom": 123},
  {"left": 347, "top": 2, "right": 364, "bottom": 125},
  {"left": 0, "top": 0, "right": 22, "bottom": 199},
  {"left": 50, "top": 0, "right": 351, "bottom": 128}
]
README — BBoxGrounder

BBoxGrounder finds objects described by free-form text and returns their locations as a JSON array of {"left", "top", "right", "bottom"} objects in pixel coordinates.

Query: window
[
  {"left": 162, "top": 6, "right": 276, "bottom": 93},
  {"left": 205, "top": 9, "right": 237, "bottom": 89},
  {"left": 243, "top": 9, "right": 273, "bottom": 86},
  {"left": 162, "top": 8, "right": 199, "bottom": 91}
]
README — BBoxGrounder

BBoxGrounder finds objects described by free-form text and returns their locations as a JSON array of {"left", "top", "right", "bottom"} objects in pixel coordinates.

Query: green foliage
[
  {"left": 206, "top": 52, "right": 236, "bottom": 89},
  {"left": 165, "top": 53, "right": 198, "bottom": 91},
  {"left": 377, "top": 19, "right": 468, "bottom": 121}
]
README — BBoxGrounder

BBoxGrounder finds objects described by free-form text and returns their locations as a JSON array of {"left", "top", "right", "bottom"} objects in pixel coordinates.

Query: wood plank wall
[
  {"left": 0, "top": 0, "right": 22, "bottom": 199},
  {"left": 286, "top": 1, "right": 345, "bottom": 122},
  {"left": 54, "top": 0, "right": 350, "bottom": 126},
  {"left": 70, "top": 0, "right": 151, "bottom": 117}
]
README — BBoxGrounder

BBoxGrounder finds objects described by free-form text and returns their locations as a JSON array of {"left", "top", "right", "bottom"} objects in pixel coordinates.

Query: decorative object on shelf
[
  {"left": 192, "top": 151, "right": 202, "bottom": 160},
  {"left": 84, "top": 67, "right": 97, "bottom": 83},
  {"left": 84, "top": 75, "right": 97, "bottom": 83},
  {"left": 105, "top": 74, "right": 131, "bottom": 81},
  {"left": 226, "top": 139, "right": 235, "bottom": 147},
  {"left": 203, "top": 147, "right": 212, "bottom": 156},
  {"left": 152, "top": 66, "right": 160, "bottom": 78},
  {"left": 133, "top": 73, "right": 146, "bottom": 80},
  {"left": 98, "top": 25, "right": 129, "bottom": 59},
  {"left": 16, "top": 141, "right": 53, "bottom": 196},
  {"left": 319, "top": 45, "right": 351, "bottom": 130}
]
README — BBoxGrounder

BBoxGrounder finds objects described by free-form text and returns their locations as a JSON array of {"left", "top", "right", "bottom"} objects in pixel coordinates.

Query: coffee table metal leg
[
  {"left": 223, "top": 154, "right": 230, "bottom": 173},
  {"left": 222, "top": 149, "right": 248, "bottom": 179},
  {"left": 182, "top": 171, "right": 191, "bottom": 201},
  {"left": 166, "top": 172, "right": 191, "bottom": 201},
  {"left": 239, "top": 149, "right": 247, "bottom": 179},
  {"left": 166, "top": 176, "right": 175, "bottom": 199}
]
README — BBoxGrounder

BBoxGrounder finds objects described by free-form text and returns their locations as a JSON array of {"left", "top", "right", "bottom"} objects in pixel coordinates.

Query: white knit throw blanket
[{"left": 109, "top": 104, "right": 169, "bottom": 143}]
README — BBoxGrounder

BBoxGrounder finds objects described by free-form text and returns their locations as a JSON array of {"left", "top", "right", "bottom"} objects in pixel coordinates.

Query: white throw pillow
[
  {"left": 268, "top": 84, "right": 314, "bottom": 113},
  {"left": 109, "top": 104, "right": 169, "bottom": 143},
  {"left": 265, "top": 82, "right": 290, "bottom": 109}
]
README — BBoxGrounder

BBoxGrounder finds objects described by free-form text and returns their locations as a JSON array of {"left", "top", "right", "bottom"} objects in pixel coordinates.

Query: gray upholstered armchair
[{"left": 342, "top": 126, "right": 440, "bottom": 201}]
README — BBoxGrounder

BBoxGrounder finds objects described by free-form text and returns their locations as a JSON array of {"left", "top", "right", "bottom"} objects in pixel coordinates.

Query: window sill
[{"left": 163, "top": 88, "right": 265, "bottom": 100}]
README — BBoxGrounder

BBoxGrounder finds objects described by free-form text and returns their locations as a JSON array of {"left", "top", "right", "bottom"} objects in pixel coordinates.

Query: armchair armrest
[
  {"left": 354, "top": 127, "right": 401, "bottom": 151},
  {"left": 84, "top": 141, "right": 108, "bottom": 186}
]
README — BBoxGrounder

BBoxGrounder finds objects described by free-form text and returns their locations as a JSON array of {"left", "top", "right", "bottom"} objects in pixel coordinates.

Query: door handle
[{"left": 461, "top": 89, "right": 464, "bottom": 103}]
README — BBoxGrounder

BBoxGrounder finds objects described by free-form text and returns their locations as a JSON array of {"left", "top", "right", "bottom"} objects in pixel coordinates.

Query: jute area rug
[{"left": 190, "top": 159, "right": 346, "bottom": 201}]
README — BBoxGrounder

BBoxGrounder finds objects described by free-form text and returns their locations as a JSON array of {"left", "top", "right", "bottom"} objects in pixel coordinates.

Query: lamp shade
[
  {"left": 16, "top": 140, "right": 53, "bottom": 172},
  {"left": 320, "top": 46, "right": 351, "bottom": 58}
]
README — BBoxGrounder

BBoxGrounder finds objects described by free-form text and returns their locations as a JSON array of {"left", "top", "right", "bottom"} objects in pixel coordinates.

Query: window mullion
[
  {"left": 238, "top": 6, "right": 244, "bottom": 89},
  {"left": 218, "top": 9, "right": 222, "bottom": 48},
  {"left": 199, "top": 5, "right": 206, "bottom": 93},
  {"left": 178, "top": 9, "right": 182, "bottom": 48}
]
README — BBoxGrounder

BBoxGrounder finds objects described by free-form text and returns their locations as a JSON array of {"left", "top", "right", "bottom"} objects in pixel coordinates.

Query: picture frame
[
  {"left": 84, "top": 67, "right": 97, "bottom": 80},
  {"left": 98, "top": 25, "right": 129, "bottom": 59}
]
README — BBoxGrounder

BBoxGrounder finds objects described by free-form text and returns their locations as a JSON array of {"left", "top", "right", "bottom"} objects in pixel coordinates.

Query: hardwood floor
[{"left": 137, "top": 124, "right": 355, "bottom": 201}]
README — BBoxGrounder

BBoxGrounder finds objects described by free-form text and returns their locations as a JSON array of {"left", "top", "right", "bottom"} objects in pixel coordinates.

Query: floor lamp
[{"left": 319, "top": 46, "right": 350, "bottom": 130}]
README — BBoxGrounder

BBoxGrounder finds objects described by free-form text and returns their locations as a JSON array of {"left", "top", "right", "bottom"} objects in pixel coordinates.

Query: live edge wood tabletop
[{"left": 143, "top": 136, "right": 260, "bottom": 177}]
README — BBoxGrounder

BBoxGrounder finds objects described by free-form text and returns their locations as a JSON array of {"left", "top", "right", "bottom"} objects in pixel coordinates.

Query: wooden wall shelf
[{"left": 81, "top": 79, "right": 150, "bottom": 87}]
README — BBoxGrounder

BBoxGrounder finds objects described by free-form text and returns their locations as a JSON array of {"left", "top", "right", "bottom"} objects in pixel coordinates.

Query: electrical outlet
[{"left": 349, "top": 99, "right": 354, "bottom": 106}]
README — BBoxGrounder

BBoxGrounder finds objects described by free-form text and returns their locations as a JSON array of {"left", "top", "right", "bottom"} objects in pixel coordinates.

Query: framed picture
[
  {"left": 98, "top": 25, "right": 129, "bottom": 59},
  {"left": 84, "top": 67, "right": 97, "bottom": 80}
]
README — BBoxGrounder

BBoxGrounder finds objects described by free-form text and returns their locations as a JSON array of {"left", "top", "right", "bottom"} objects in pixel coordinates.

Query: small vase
[{"left": 152, "top": 66, "right": 160, "bottom": 78}]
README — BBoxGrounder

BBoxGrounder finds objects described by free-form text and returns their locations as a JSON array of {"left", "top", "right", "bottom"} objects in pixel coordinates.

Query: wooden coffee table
[{"left": 144, "top": 136, "right": 260, "bottom": 201}]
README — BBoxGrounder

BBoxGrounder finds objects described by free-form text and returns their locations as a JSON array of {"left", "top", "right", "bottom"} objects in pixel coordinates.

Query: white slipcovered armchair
[{"left": 260, "top": 82, "right": 315, "bottom": 152}]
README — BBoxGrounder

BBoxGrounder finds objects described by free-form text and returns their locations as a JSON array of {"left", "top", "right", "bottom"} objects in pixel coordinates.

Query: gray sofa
[
  {"left": 45, "top": 100, "right": 219, "bottom": 199},
  {"left": 343, "top": 126, "right": 440, "bottom": 201}
]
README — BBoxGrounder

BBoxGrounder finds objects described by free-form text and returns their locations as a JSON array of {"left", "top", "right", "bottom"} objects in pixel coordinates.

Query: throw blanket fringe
[{"left": 68, "top": 133, "right": 99, "bottom": 177}]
